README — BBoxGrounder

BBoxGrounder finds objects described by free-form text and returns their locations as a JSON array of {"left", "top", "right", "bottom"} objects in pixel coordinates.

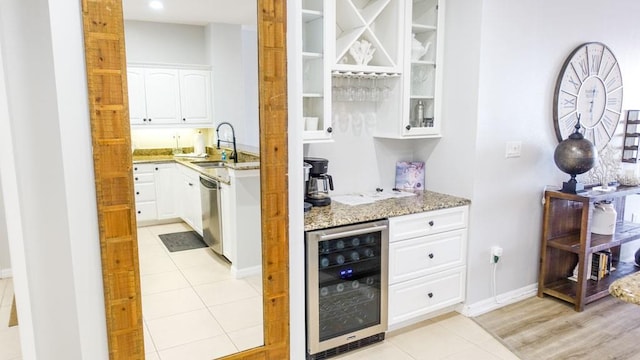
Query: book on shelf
[
  {"left": 590, "top": 251, "right": 613, "bottom": 281},
  {"left": 567, "top": 251, "right": 615, "bottom": 282}
]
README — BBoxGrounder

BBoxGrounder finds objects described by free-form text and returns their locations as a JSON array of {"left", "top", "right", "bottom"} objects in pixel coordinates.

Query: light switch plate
[{"left": 506, "top": 141, "right": 522, "bottom": 158}]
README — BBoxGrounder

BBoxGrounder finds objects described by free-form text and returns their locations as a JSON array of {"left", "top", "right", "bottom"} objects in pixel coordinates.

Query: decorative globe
[
  {"left": 553, "top": 120, "right": 597, "bottom": 193},
  {"left": 553, "top": 134, "right": 597, "bottom": 175}
]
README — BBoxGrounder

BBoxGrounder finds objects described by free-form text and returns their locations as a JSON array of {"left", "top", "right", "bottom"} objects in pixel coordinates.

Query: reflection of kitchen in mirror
[{"left": 123, "top": 0, "right": 263, "bottom": 358}]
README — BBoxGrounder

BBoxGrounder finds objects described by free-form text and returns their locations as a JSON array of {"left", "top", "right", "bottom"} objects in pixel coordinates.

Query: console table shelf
[{"left": 538, "top": 186, "right": 640, "bottom": 311}]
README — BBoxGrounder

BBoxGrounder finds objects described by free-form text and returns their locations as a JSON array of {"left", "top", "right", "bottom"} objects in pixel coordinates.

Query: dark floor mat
[{"left": 158, "top": 231, "right": 207, "bottom": 252}]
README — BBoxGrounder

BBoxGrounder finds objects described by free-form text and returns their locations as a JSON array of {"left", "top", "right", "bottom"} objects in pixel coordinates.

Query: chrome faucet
[{"left": 215, "top": 121, "right": 238, "bottom": 163}]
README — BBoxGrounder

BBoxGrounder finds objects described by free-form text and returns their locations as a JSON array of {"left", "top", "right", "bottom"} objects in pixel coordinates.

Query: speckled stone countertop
[
  {"left": 132, "top": 148, "right": 259, "bottom": 184},
  {"left": 609, "top": 272, "right": 640, "bottom": 305},
  {"left": 304, "top": 191, "right": 471, "bottom": 231}
]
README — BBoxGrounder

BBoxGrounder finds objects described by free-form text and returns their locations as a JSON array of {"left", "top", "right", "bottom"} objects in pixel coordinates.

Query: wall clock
[{"left": 553, "top": 42, "right": 623, "bottom": 152}]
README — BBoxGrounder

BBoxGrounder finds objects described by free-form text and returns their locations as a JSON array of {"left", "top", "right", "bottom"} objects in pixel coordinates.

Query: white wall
[
  {"left": 241, "top": 26, "right": 260, "bottom": 148},
  {"left": 206, "top": 23, "right": 260, "bottom": 148},
  {"left": 125, "top": 20, "right": 207, "bottom": 64},
  {"left": 428, "top": 0, "right": 640, "bottom": 309},
  {"left": 303, "top": 0, "right": 640, "bottom": 313},
  {"left": 0, "top": 0, "right": 107, "bottom": 358}
]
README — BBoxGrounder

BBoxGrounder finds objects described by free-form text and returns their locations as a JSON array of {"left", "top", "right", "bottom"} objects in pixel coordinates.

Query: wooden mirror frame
[{"left": 80, "top": 0, "right": 289, "bottom": 359}]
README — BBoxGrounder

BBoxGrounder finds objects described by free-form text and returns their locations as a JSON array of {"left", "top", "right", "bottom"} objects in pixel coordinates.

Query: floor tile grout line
[{"left": 141, "top": 223, "right": 255, "bottom": 355}]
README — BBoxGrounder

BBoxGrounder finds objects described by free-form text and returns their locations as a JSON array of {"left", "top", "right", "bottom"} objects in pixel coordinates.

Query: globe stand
[
  {"left": 561, "top": 175, "right": 585, "bottom": 194},
  {"left": 554, "top": 117, "right": 596, "bottom": 194}
]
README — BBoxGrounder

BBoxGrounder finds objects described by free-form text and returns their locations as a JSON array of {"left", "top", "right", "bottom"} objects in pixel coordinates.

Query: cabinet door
[
  {"left": 144, "top": 68, "right": 181, "bottom": 124},
  {"left": 400, "top": 0, "right": 444, "bottom": 138},
  {"left": 301, "top": 0, "right": 332, "bottom": 143},
  {"left": 389, "top": 206, "right": 468, "bottom": 242},
  {"left": 154, "top": 163, "right": 178, "bottom": 220},
  {"left": 135, "top": 202, "right": 157, "bottom": 222},
  {"left": 134, "top": 183, "right": 156, "bottom": 202},
  {"left": 127, "top": 67, "right": 148, "bottom": 125},
  {"left": 389, "top": 229, "right": 466, "bottom": 283},
  {"left": 179, "top": 70, "right": 212, "bottom": 125},
  {"left": 388, "top": 267, "right": 465, "bottom": 326},
  {"left": 178, "top": 166, "right": 203, "bottom": 235}
]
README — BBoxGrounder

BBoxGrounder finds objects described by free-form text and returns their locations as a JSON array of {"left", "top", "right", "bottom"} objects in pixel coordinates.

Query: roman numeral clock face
[{"left": 553, "top": 42, "right": 623, "bottom": 152}]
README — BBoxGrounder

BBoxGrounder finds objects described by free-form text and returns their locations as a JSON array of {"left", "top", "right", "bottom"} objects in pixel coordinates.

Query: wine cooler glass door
[{"left": 306, "top": 220, "right": 389, "bottom": 355}]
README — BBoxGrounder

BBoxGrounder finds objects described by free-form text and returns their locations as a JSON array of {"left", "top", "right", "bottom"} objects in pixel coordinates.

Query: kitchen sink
[{"left": 190, "top": 161, "right": 227, "bottom": 168}]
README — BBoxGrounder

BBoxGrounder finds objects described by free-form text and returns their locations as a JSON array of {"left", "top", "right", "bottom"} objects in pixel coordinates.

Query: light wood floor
[{"left": 474, "top": 295, "right": 640, "bottom": 360}]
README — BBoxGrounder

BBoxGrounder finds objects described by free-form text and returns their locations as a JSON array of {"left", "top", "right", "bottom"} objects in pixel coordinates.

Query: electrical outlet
[
  {"left": 490, "top": 246, "right": 503, "bottom": 263},
  {"left": 505, "top": 141, "right": 522, "bottom": 158}
]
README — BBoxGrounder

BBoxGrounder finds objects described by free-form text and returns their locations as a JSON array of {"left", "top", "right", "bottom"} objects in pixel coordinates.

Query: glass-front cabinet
[
  {"left": 401, "top": 0, "right": 443, "bottom": 137},
  {"left": 302, "top": 0, "right": 333, "bottom": 143},
  {"left": 298, "top": 0, "right": 446, "bottom": 142}
]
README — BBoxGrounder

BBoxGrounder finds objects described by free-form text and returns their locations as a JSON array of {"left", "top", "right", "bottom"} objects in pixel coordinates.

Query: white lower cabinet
[
  {"left": 178, "top": 164, "right": 203, "bottom": 236},
  {"left": 154, "top": 163, "right": 178, "bottom": 220},
  {"left": 133, "top": 164, "right": 157, "bottom": 222},
  {"left": 388, "top": 205, "right": 468, "bottom": 329},
  {"left": 388, "top": 268, "right": 465, "bottom": 325},
  {"left": 133, "top": 162, "right": 178, "bottom": 223}
]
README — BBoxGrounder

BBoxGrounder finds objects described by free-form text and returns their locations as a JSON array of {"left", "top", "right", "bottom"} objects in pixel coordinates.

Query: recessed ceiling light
[{"left": 149, "top": 0, "right": 164, "bottom": 10}]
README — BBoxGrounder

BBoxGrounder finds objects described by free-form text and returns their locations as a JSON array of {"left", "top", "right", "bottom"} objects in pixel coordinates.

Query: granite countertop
[
  {"left": 132, "top": 152, "right": 259, "bottom": 185},
  {"left": 304, "top": 191, "right": 471, "bottom": 231},
  {"left": 609, "top": 272, "right": 640, "bottom": 305}
]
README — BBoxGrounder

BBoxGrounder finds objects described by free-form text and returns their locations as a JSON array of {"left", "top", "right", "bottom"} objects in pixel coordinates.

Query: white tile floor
[
  {"left": 139, "top": 222, "right": 263, "bottom": 359},
  {"left": 0, "top": 222, "right": 520, "bottom": 360},
  {"left": 332, "top": 313, "right": 519, "bottom": 360}
]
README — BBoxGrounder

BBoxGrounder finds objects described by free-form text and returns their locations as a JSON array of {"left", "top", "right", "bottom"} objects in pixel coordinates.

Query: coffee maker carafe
[{"left": 304, "top": 157, "right": 334, "bottom": 207}]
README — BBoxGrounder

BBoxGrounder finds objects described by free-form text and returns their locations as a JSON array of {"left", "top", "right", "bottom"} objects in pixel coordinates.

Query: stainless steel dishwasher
[{"left": 199, "top": 176, "right": 224, "bottom": 257}]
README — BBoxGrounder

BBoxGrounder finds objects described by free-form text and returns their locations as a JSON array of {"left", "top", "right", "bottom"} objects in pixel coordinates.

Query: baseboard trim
[
  {"left": 460, "top": 283, "right": 538, "bottom": 317},
  {"left": 0, "top": 268, "right": 12, "bottom": 278},
  {"left": 231, "top": 265, "right": 261, "bottom": 279}
]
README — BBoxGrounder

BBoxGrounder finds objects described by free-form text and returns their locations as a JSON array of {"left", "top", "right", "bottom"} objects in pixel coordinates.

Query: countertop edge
[{"left": 304, "top": 191, "right": 471, "bottom": 231}]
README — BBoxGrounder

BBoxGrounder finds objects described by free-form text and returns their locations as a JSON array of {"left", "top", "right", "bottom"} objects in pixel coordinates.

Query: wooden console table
[{"left": 538, "top": 186, "right": 640, "bottom": 311}]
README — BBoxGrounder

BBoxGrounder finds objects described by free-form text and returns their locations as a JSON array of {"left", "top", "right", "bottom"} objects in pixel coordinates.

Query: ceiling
[{"left": 123, "top": 0, "right": 257, "bottom": 26}]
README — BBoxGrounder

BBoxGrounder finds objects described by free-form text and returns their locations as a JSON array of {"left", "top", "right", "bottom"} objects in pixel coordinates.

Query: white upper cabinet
[
  {"left": 400, "top": 0, "right": 444, "bottom": 138},
  {"left": 301, "top": 0, "right": 333, "bottom": 143},
  {"left": 179, "top": 69, "right": 213, "bottom": 124},
  {"left": 128, "top": 65, "right": 213, "bottom": 128},
  {"left": 127, "top": 68, "right": 148, "bottom": 125},
  {"left": 144, "top": 68, "right": 182, "bottom": 124},
  {"left": 297, "top": 0, "right": 446, "bottom": 141},
  {"left": 333, "top": 0, "right": 403, "bottom": 73}
]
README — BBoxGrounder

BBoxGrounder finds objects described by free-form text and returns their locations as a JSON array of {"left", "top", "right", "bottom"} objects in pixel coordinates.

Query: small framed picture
[
  {"left": 395, "top": 161, "right": 425, "bottom": 190},
  {"left": 628, "top": 110, "right": 640, "bottom": 121}
]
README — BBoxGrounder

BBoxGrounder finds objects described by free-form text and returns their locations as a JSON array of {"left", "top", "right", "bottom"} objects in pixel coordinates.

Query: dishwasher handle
[{"left": 200, "top": 176, "right": 219, "bottom": 189}]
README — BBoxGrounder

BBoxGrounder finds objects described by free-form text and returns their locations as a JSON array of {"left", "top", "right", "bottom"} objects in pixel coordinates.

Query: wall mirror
[{"left": 81, "top": 0, "right": 289, "bottom": 359}]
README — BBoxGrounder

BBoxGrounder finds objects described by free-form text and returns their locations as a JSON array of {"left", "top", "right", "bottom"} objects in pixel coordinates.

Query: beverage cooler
[{"left": 305, "top": 220, "right": 389, "bottom": 360}]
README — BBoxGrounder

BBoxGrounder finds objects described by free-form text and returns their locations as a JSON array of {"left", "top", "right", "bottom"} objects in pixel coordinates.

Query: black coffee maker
[{"left": 304, "top": 157, "right": 334, "bottom": 207}]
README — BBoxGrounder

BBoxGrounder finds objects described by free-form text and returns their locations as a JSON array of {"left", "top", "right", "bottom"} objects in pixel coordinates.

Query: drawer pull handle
[
  {"left": 135, "top": 177, "right": 138, "bottom": 181},
  {"left": 155, "top": 167, "right": 159, "bottom": 171},
  {"left": 428, "top": 220, "right": 434, "bottom": 226},
  {"left": 137, "top": 210, "right": 141, "bottom": 214},
  {"left": 428, "top": 253, "right": 434, "bottom": 259},
  {"left": 427, "top": 292, "right": 433, "bottom": 298},
  {"left": 136, "top": 191, "right": 140, "bottom": 195}
]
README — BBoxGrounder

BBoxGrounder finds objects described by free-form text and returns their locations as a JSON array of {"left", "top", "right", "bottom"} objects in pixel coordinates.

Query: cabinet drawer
[
  {"left": 389, "top": 229, "right": 467, "bottom": 283},
  {"left": 133, "top": 173, "right": 154, "bottom": 184},
  {"left": 134, "top": 183, "right": 156, "bottom": 202},
  {"left": 135, "top": 201, "right": 157, "bottom": 222},
  {"left": 389, "top": 206, "right": 468, "bottom": 242},
  {"left": 388, "top": 268, "right": 465, "bottom": 326},
  {"left": 132, "top": 163, "right": 155, "bottom": 173}
]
